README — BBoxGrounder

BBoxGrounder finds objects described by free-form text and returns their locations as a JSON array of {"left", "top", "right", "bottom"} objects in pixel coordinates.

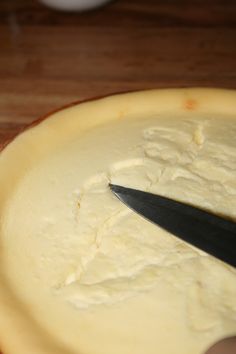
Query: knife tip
[
  {"left": 109, "top": 183, "right": 124, "bottom": 195},
  {"left": 109, "top": 183, "right": 117, "bottom": 192}
]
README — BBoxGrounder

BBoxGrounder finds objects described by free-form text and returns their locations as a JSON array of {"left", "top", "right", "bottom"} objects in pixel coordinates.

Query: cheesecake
[{"left": 0, "top": 89, "right": 235, "bottom": 354}]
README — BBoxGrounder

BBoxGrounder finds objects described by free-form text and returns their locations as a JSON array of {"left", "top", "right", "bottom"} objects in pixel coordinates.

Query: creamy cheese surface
[{"left": 0, "top": 89, "right": 236, "bottom": 354}]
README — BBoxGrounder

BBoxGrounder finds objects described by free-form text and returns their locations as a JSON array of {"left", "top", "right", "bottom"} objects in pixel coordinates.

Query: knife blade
[{"left": 109, "top": 184, "right": 236, "bottom": 268}]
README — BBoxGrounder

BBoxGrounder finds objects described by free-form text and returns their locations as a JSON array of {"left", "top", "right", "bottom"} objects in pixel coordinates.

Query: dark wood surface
[{"left": 0, "top": 0, "right": 236, "bottom": 144}]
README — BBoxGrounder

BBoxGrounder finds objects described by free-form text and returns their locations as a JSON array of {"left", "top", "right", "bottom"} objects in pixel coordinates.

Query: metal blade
[{"left": 110, "top": 184, "right": 236, "bottom": 268}]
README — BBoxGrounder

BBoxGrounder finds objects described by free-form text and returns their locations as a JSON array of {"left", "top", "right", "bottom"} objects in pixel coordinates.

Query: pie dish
[{"left": 0, "top": 88, "right": 236, "bottom": 354}]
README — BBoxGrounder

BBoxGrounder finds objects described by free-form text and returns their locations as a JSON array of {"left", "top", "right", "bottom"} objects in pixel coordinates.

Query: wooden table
[{"left": 0, "top": 0, "right": 236, "bottom": 144}]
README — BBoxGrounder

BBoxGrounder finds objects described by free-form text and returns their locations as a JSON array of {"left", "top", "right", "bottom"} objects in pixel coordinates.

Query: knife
[{"left": 109, "top": 184, "right": 236, "bottom": 268}]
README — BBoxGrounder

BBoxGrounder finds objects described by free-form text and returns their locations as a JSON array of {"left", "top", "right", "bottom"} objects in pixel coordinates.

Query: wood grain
[{"left": 0, "top": 0, "right": 236, "bottom": 143}]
